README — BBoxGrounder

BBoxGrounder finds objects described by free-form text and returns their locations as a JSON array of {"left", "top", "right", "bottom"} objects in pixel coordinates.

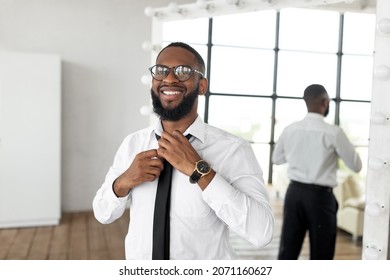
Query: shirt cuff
[
  {"left": 105, "top": 180, "right": 129, "bottom": 204},
  {"left": 202, "top": 173, "right": 236, "bottom": 211}
]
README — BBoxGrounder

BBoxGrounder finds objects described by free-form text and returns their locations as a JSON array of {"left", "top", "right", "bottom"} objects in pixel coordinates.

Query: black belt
[{"left": 290, "top": 180, "right": 333, "bottom": 193}]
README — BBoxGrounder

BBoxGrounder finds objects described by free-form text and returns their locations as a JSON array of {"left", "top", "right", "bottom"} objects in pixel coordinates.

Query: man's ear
[
  {"left": 321, "top": 97, "right": 329, "bottom": 107},
  {"left": 198, "top": 78, "right": 209, "bottom": 96}
]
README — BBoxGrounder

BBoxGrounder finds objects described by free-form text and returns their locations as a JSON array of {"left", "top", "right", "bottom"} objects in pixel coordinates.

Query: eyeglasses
[{"left": 149, "top": 64, "right": 204, "bottom": 82}]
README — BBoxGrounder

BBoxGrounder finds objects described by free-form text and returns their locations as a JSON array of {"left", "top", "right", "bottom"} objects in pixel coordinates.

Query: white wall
[{"left": 0, "top": 0, "right": 192, "bottom": 212}]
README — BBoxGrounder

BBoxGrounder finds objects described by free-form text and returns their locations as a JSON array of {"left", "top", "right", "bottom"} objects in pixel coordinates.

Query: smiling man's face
[{"left": 150, "top": 46, "right": 205, "bottom": 121}]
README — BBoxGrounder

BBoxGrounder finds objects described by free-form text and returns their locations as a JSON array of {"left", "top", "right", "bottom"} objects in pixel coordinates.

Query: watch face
[{"left": 197, "top": 160, "right": 210, "bottom": 174}]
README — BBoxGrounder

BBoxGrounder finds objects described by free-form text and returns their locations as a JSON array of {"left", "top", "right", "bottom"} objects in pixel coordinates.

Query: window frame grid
[{"left": 163, "top": 10, "right": 372, "bottom": 185}]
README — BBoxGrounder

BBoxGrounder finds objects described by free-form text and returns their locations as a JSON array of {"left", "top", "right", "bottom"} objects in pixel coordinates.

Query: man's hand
[
  {"left": 156, "top": 130, "right": 200, "bottom": 177},
  {"left": 113, "top": 149, "right": 164, "bottom": 197},
  {"left": 157, "top": 130, "right": 215, "bottom": 190}
]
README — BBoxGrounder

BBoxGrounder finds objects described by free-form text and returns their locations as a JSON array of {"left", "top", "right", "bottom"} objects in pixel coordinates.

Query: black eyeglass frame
[{"left": 149, "top": 64, "right": 204, "bottom": 82}]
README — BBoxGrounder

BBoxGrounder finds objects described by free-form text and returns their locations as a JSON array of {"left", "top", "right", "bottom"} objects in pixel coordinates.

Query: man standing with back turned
[
  {"left": 93, "top": 42, "right": 274, "bottom": 260},
  {"left": 272, "top": 84, "right": 362, "bottom": 260}
]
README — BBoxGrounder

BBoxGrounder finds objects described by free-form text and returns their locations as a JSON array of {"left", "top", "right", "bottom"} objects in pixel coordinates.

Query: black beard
[
  {"left": 151, "top": 87, "right": 198, "bottom": 121},
  {"left": 324, "top": 105, "right": 329, "bottom": 117}
]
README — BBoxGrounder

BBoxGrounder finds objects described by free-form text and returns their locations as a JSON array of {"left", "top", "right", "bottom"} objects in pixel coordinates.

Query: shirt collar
[
  {"left": 153, "top": 115, "right": 206, "bottom": 143},
  {"left": 305, "top": 112, "right": 325, "bottom": 121}
]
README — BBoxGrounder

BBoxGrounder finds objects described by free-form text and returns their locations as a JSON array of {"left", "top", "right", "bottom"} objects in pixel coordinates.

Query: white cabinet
[{"left": 0, "top": 51, "right": 61, "bottom": 228}]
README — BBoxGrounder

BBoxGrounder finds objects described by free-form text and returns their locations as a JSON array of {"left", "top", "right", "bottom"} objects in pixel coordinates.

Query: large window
[{"left": 161, "top": 8, "right": 375, "bottom": 185}]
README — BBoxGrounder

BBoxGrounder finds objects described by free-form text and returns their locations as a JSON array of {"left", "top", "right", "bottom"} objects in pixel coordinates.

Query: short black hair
[
  {"left": 303, "top": 84, "right": 327, "bottom": 103},
  {"left": 157, "top": 42, "right": 205, "bottom": 73}
]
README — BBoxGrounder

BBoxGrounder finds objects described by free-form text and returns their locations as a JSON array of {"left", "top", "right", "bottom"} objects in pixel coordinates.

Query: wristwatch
[{"left": 189, "top": 160, "right": 211, "bottom": 184}]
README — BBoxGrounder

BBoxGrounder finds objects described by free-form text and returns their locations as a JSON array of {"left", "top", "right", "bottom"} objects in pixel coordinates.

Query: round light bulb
[
  {"left": 368, "top": 157, "right": 385, "bottom": 170},
  {"left": 139, "top": 105, "right": 152, "bottom": 116},
  {"left": 141, "top": 74, "right": 152, "bottom": 85},
  {"left": 378, "top": 18, "right": 390, "bottom": 34},
  {"left": 371, "top": 112, "right": 387, "bottom": 124},
  {"left": 168, "top": 2, "right": 179, "bottom": 13},
  {"left": 365, "top": 202, "right": 384, "bottom": 217},
  {"left": 374, "top": 65, "right": 390, "bottom": 80},
  {"left": 196, "top": 0, "right": 207, "bottom": 9},
  {"left": 226, "top": 0, "right": 237, "bottom": 5},
  {"left": 142, "top": 41, "right": 152, "bottom": 51},
  {"left": 197, "top": 0, "right": 215, "bottom": 12},
  {"left": 364, "top": 244, "right": 381, "bottom": 260},
  {"left": 144, "top": 6, "right": 154, "bottom": 17}
]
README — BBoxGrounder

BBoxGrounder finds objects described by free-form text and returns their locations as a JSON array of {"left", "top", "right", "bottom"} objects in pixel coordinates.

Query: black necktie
[{"left": 152, "top": 133, "right": 191, "bottom": 260}]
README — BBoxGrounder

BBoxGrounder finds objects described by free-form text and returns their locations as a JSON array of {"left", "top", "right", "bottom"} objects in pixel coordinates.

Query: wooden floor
[{"left": 0, "top": 196, "right": 362, "bottom": 260}]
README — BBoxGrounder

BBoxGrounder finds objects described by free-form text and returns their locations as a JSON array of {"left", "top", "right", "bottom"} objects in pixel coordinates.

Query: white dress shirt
[
  {"left": 93, "top": 116, "right": 274, "bottom": 260},
  {"left": 272, "top": 112, "right": 362, "bottom": 187}
]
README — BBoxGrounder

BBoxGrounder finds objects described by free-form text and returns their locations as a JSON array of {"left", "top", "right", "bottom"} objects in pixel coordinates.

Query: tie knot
[{"left": 155, "top": 133, "right": 192, "bottom": 140}]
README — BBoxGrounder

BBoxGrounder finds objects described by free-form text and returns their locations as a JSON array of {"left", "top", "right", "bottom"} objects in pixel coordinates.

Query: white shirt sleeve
[
  {"left": 202, "top": 141, "right": 274, "bottom": 248},
  {"left": 272, "top": 131, "right": 287, "bottom": 165},
  {"left": 92, "top": 137, "right": 131, "bottom": 224},
  {"left": 335, "top": 128, "right": 362, "bottom": 173}
]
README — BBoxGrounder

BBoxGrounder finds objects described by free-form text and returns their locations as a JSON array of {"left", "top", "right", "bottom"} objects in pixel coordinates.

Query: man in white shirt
[
  {"left": 93, "top": 42, "right": 274, "bottom": 260},
  {"left": 272, "top": 84, "right": 362, "bottom": 260}
]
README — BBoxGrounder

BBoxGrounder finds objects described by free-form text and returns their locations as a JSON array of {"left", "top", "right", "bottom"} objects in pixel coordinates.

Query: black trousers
[{"left": 278, "top": 180, "right": 338, "bottom": 260}]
